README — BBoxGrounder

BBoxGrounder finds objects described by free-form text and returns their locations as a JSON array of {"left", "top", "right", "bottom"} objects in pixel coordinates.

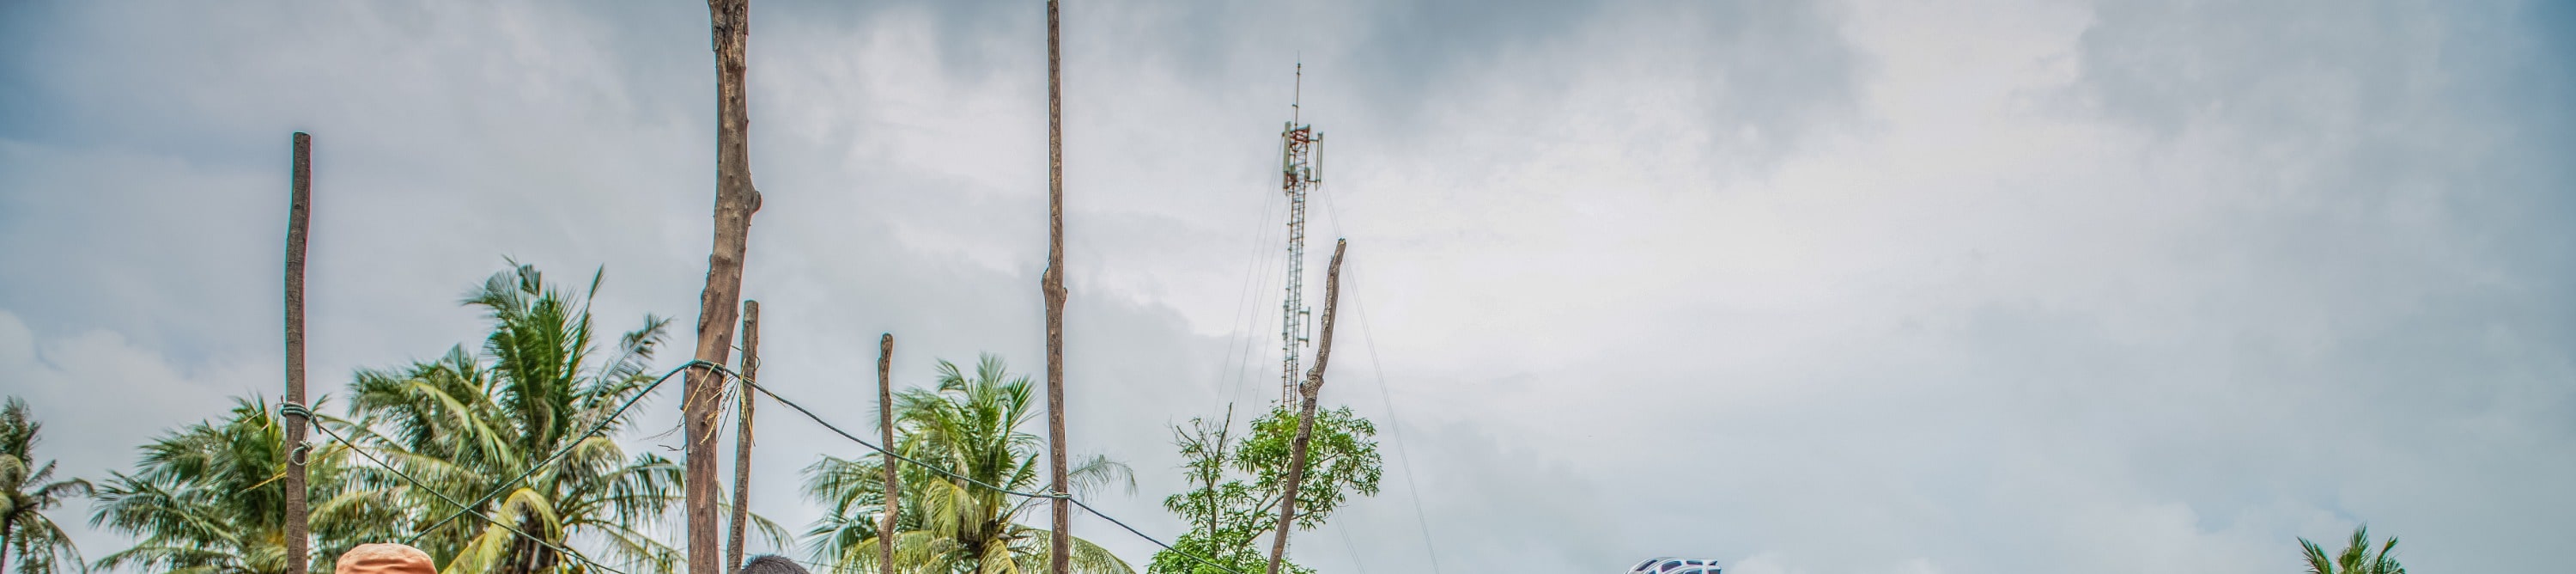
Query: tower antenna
[{"left": 1276, "top": 64, "right": 1322, "bottom": 404}]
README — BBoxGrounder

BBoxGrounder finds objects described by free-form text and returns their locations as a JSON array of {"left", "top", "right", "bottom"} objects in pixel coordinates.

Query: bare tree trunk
[
  {"left": 1266, "top": 240, "right": 1346, "bottom": 574},
  {"left": 876, "top": 333, "right": 898, "bottom": 574},
  {"left": 1043, "top": 1, "right": 1072, "bottom": 573},
  {"left": 514, "top": 535, "right": 550, "bottom": 574},
  {"left": 726, "top": 300, "right": 762, "bottom": 574},
  {"left": 691, "top": 4, "right": 761, "bottom": 574},
  {"left": 283, "top": 131, "right": 313, "bottom": 574}
]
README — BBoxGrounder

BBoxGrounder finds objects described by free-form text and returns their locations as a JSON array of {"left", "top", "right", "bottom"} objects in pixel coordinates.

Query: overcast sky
[{"left": 3, "top": 1, "right": 2572, "bottom": 572}]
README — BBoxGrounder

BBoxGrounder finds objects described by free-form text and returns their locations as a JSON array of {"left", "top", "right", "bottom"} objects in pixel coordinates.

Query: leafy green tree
[
  {"left": 2300, "top": 525, "right": 2404, "bottom": 574},
  {"left": 805, "top": 355, "right": 1134, "bottom": 574},
  {"left": 347, "top": 264, "right": 781, "bottom": 574},
  {"left": 0, "top": 398, "right": 93, "bottom": 574},
  {"left": 1147, "top": 405, "right": 1380, "bottom": 574},
  {"left": 88, "top": 398, "right": 399, "bottom": 574},
  {"left": 1149, "top": 410, "right": 1267, "bottom": 574}
]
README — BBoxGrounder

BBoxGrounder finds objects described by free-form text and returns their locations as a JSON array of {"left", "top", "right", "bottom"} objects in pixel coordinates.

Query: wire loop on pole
[{"left": 282, "top": 402, "right": 317, "bottom": 467}]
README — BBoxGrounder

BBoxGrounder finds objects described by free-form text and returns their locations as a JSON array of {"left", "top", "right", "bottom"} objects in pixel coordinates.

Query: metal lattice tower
[{"left": 1278, "top": 64, "right": 1323, "bottom": 404}]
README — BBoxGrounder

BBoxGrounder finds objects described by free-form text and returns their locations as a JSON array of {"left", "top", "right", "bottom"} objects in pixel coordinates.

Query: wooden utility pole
[
  {"left": 726, "top": 301, "right": 761, "bottom": 574},
  {"left": 282, "top": 131, "right": 313, "bottom": 574},
  {"left": 690, "top": 3, "right": 761, "bottom": 574},
  {"left": 1266, "top": 240, "right": 1346, "bottom": 574},
  {"left": 1042, "top": 1, "right": 1071, "bottom": 573},
  {"left": 876, "top": 333, "right": 898, "bottom": 574}
]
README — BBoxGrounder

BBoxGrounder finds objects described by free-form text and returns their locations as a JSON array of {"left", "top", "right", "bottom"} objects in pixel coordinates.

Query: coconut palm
[
  {"left": 349, "top": 264, "right": 778, "bottom": 574},
  {"left": 88, "top": 397, "right": 398, "bottom": 574},
  {"left": 0, "top": 398, "right": 93, "bottom": 574},
  {"left": 805, "top": 355, "right": 1134, "bottom": 574},
  {"left": 2299, "top": 525, "right": 2404, "bottom": 574}
]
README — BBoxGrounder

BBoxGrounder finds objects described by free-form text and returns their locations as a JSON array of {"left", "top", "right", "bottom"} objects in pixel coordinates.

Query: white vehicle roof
[{"left": 1628, "top": 557, "right": 1720, "bottom": 574}]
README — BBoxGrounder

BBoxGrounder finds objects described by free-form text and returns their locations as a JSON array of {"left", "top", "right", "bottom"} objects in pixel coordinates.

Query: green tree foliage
[
  {"left": 346, "top": 263, "right": 781, "bottom": 574},
  {"left": 1147, "top": 405, "right": 1381, "bottom": 574},
  {"left": 805, "top": 355, "right": 1135, "bottom": 574},
  {"left": 89, "top": 398, "right": 400, "bottom": 574},
  {"left": 0, "top": 398, "right": 93, "bottom": 574},
  {"left": 2300, "top": 525, "right": 2404, "bottom": 574}
]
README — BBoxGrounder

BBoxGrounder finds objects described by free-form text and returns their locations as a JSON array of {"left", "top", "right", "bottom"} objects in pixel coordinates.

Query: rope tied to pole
[{"left": 280, "top": 402, "right": 315, "bottom": 466}]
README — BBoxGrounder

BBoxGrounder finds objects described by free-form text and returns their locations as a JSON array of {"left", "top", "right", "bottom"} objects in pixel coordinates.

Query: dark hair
[{"left": 741, "top": 555, "right": 811, "bottom": 574}]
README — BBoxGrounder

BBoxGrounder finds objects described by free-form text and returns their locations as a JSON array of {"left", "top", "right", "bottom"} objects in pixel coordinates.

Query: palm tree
[
  {"left": 2300, "top": 525, "right": 2404, "bottom": 574},
  {"left": 1, "top": 398, "right": 93, "bottom": 574},
  {"left": 89, "top": 398, "right": 399, "bottom": 574},
  {"left": 349, "top": 264, "right": 777, "bottom": 574},
  {"left": 806, "top": 356, "right": 1133, "bottom": 574}
]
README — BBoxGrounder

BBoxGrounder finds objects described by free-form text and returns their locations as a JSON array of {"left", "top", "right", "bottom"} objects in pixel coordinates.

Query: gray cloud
[{"left": 2, "top": 1, "right": 2570, "bottom": 573}]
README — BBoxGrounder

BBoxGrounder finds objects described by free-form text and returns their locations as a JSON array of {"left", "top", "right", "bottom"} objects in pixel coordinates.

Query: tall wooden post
[
  {"left": 690, "top": 3, "right": 761, "bottom": 574},
  {"left": 726, "top": 301, "right": 761, "bottom": 574},
  {"left": 1266, "top": 240, "right": 1346, "bottom": 574},
  {"left": 282, "top": 132, "right": 313, "bottom": 574},
  {"left": 1042, "top": 1, "right": 1072, "bottom": 573},
  {"left": 876, "top": 333, "right": 898, "bottom": 574}
]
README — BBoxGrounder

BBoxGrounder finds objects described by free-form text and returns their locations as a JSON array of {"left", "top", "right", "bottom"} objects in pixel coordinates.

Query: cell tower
[{"left": 1278, "top": 64, "right": 1322, "bottom": 404}]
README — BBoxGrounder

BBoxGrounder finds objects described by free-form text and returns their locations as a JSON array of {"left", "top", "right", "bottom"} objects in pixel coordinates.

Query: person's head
[
  {"left": 742, "top": 555, "right": 811, "bottom": 574},
  {"left": 336, "top": 543, "right": 435, "bottom": 574}
]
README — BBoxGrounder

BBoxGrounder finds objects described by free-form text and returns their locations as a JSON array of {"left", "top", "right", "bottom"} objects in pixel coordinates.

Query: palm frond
[{"left": 807, "top": 356, "right": 1136, "bottom": 574}]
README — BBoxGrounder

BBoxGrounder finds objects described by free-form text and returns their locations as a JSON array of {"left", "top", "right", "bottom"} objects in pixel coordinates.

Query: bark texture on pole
[
  {"left": 1265, "top": 240, "right": 1346, "bottom": 574},
  {"left": 1043, "top": 1, "right": 1072, "bottom": 573},
  {"left": 875, "top": 333, "right": 898, "bottom": 574},
  {"left": 726, "top": 301, "right": 761, "bottom": 574},
  {"left": 282, "top": 131, "right": 312, "bottom": 574},
  {"left": 691, "top": 3, "right": 760, "bottom": 574}
]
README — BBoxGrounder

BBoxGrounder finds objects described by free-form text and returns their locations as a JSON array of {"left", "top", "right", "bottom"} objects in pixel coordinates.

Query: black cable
[
  {"left": 1352, "top": 275, "right": 1445, "bottom": 574},
  {"left": 306, "top": 357, "right": 1253, "bottom": 574},
  {"left": 1064, "top": 496, "right": 1246, "bottom": 574},
  {"left": 404, "top": 360, "right": 709, "bottom": 545},
  {"left": 725, "top": 367, "right": 1061, "bottom": 502},
  {"left": 307, "top": 419, "right": 635, "bottom": 574},
  {"left": 713, "top": 365, "right": 1249, "bottom": 574}
]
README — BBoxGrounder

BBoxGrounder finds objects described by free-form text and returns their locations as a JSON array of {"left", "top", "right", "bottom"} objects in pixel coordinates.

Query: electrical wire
[
  {"left": 404, "top": 360, "right": 712, "bottom": 545},
  {"left": 707, "top": 364, "right": 1252, "bottom": 574},
  {"left": 294, "top": 355, "right": 1271, "bottom": 574},
  {"left": 1218, "top": 191, "right": 1287, "bottom": 412},
  {"left": 1348, "top": 265, "right": 1445, "bottom": 574},
  {"left": 305, "top": 418, "right": 638, "bottom": 574},
  {"left": 1257, "top": 177, "right": 1446, "bottom": 572},
  {"left": 1335, "top": 522, "right": 1371, "bottom": 574}
]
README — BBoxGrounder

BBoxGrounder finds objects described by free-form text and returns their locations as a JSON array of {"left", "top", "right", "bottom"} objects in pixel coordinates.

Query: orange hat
[{"left": 336, "top": 543, "right": 436, "bottom": 574}]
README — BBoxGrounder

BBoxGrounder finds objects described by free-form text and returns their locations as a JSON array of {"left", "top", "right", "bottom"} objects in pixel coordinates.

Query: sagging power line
[{"left": 283, "top": 358, "right": 1252, "bottom": 574}]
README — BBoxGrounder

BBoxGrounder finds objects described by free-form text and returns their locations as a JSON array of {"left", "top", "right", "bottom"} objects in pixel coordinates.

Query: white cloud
[{"left": 0, "top": 309, "right": 267, "bottom": 559}]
